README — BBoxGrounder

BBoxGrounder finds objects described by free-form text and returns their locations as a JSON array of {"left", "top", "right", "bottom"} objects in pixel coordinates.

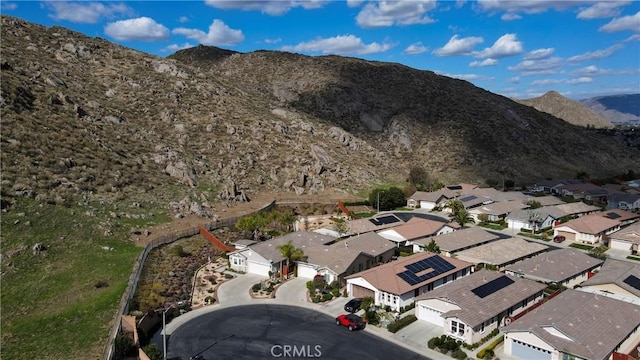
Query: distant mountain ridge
[
  {"left": 516, "top": 91, "right": 612, "bottom": 128},
  {"left": 580, "top": 94, "right": 640, "bottom": 126}
]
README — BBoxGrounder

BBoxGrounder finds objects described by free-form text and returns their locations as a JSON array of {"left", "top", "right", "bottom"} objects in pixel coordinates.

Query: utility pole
[{"left": 163, "top": 305, "right": 175, "bottom": 360}]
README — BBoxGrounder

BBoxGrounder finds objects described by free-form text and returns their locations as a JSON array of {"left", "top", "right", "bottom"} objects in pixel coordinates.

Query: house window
[
  {"left": 393, "top": 296, "right": 397, "bottom": 304},
  {"left": 233, "top": 258, "right": 238, "bottom": 265},
  {"left": 443, "top": 276, "right": 448, "bottom": 284},
  {"left": 451, "top": 321, "right": 465, "bottom": 336},
  {"left": 480, "top": 321, "right": 485, "bottom": 333}
]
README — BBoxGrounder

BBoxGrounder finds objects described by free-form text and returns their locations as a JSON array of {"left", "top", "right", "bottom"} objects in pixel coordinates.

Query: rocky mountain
[
  {"left": 2, "top": 16, "right": 640, "bottom": 213},
  {"left": 580, "top": 94, "right": 640, "bottom": 126},
  {"left": 516, "top": 91, "right": 612, "bottom": 128}
]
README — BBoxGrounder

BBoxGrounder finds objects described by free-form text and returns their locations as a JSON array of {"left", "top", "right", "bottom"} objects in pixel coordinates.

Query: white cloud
[
  {"left": 469, "top": 58, "right": 498, "bottom": 67},
  {"left": 46, "top": 1, "right": 133, "bottom": 24},
  {"left": 162, "top": 42, "right": 195, "bottom": 52},
  {"left": 566, "top": 44, "right": 624, "bottom": 63},
  {"left": 501, "top": 13, "right": 522, "bottom": 21},
  {"left": 355, "top": 0, "right": 437, "bottom": 28},
  {"left": 477, "top": 0, "right": 587, "bottom": 14},
  {"left": 570, "top": 65, "right": 637, "bottom": 76},
  {"left": 523, "top": 48, "right": 554, "bottom": 60},
  {"left": 577, "top": 1, "right": 630, "bottom": 19},
  {"left": 532, "top": 79, "right": 563, "bottom": 86},
  {"left": 204, "top": 0, "right": 325, "bottom": 16},
  {"left": 281, "top": 34, "right": 394, "bottom": 55},
  {"left": 433, "top": 34, "right": 483, "bottom": 56},
  {"left": 624, "top": 34, "right": 640, "bottom": 42},
  {"left": 403, "top": 42, "right": 429, "bottom": 54},
  {"left": 265, "top": 37, "right": 282, "bottom": 44},
  {"left": 473, "top": 33, "right": 523, "bottom": 59},
  {"left": 567, "top": 77, "right": 593, "bottom": 84},
  {"left": 508, "top": 76, "right": 520, "bottom": 83},
  {"left": 178, "top": 16, "right": 189, "bottom": 23},
  {"left": 435, "top": 72, "right": 494, "bottom": 81},
  {"left": 508, "top": 57, "right": 564, "bottom": 75},
  {"left": 1, "top": 2, "right": 17, "bottom": 10},
  {"left": 599, "top": 11, "right": 640, "bottom": 32},
  {"left": 347, "top": 0, "right": 365, "bottom": 7},
  {"left": 104, "top": 17, "right": 169, "bottom": 42},
  {"left": 173, "top": 19, "right": 245, "bottom": 46}
]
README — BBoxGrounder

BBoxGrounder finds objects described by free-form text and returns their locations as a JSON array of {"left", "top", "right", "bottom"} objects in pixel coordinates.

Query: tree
[
  {"left": 278, "top": 209, "right": 297, "bottom": 232},
  {"left": 452, "top": 208, "right": 474, "bottom": 227},
  {"left": 576, "top": 171, "right": 590, "bottom": 182},
  {"left": 368, "top": 187, "right": 406, "bottom": 211},
  {"left": 444, "top": 199, "right": 465, "bottom": 216},
  {"left": 425, "top": 239, "right": 440, "bottom": 253},
  {"left": 332, "top": 217, "right": 349, "bottom": 237},
  {"left": 526, "top": 200, "right": 542, "bottom": 209},
  {"left": 408, "top": 166, "right": 431, "bottom": 190},
  {"left": 527, "top": 211, "right": 542, "bottom": 233},
  {"left": 277, "top": 240, "right": 304, "bottom": 276},
  {"left": 504, "top": 179, "right": 515, "bottom": 189},
  {"left": 114, "top": 334, "right": 135, "bottom": 360},
  {"left": 360, "top": 296, "right": 375, "bottom": 311}
]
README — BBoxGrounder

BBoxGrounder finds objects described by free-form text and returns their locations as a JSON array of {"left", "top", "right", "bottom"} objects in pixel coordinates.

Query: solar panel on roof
[
  {"left": 448, "top": 185, "right": 463, "bottom": 190},
  {"left": 397, "top": 255, "right": 457, "bottom": 285},
  {"left": 460, "top": 195, "right": 477, "bottom": 202},
  {"left": 471, "top": 276, "right": 515, "bottom": 298},
  {"left": 606, "top": 212, "right": 622, "bottom": 219},
  {"left": 589, "top": 189, "right": 608, "bottom": 195},
  {"left": 623, "top": 275, "right": 640, "bottom": 291},
  {"left": 369, "top": 215, "right": 400, "bottom": 226}
]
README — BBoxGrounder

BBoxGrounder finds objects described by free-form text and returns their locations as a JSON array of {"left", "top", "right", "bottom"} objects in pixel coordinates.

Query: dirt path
[{"left": 132, "top": 189, "right": 364, "bottom": 247}]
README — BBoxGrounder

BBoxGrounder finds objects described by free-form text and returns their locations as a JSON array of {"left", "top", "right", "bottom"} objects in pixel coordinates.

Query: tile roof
[
  {"left": 453, "top": 238, "right": 548, "bottom": 266},
  {"left": 558, "top": 214, "right": 620, "bottom": 234},
  {"left": 417, "top": 270, "right": 547, "bottom": 328},
  {"left": 609, "top": 192, "right": 640, "bottom": 204},
  {"left": 580, "top": 258, "right": 640, "bottom": 297},
  {"left": 378, "top": 217, "right": 455, "bottom": 242},
  {"left": 504, "top": 289, "right": 640, "bottom": 360},
  {"left": 344, "top": 252, "right": 473, "bottom": 295},
  {"left": 247, "top": 231, "right": 337, "bottom": 263},
  {"left": 528, "top": 195, "right": 566, "bottom": 207},
  {"left": 469, "top": 200, "right": 529, "bottom": 216},
  {"left": 408, "top": 189, "right": 457, "bottom": 202},
  {"left": 505, "top": 248, "right": 603, "bottom": 283},
  {"left": 347, "top": 214, "right": 405, "bottom": 234},
  {"left": 411, "top": 227, "right": 501, "bottom": 252},
  {"left": 610, "top": 221, "right": 640, "bottom": 245},
  {"left": 597, "top": 209, "right": 640, "bottom": 223},
  {"left": 553, "top": 202, "right": 601, "bottom": 216}
]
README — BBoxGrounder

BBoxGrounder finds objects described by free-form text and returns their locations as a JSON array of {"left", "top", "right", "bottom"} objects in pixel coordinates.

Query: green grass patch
[
  {"left": 518, "top": 232, "right": 543, "bottom": 240},
  {"left": 569, "top": 243, "right": 594, "bottom": 250},
  {"left": 627, "top": 255, "right": 640, "bottom": 262},
  {"left": 479, "top": 222, "right": 507, "bottom": 230},
  {"left": 1, "top": 198, "right": 144, "bottom": 359}
]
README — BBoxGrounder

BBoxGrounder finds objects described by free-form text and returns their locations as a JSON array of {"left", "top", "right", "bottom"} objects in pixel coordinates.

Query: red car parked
[
  {"left": 335, "top": 314, "right": 366, "bottom": 331},
  {"left": 553, "top": 235, "right": 566, "bottom": 243}
]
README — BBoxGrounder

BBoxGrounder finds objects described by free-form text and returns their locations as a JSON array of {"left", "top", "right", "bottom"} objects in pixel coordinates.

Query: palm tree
[
  {"left": 277, "top": 209, "right": 297, "bottom": 232},
  {"left": 277, "top": 240, "right": 304, "bottom": 278},
  {"left": 444, "top": 199, "right": 465, "bottom": 216},
  {"left": 452, "top": 208, "right": 474, "bottom": 228}
]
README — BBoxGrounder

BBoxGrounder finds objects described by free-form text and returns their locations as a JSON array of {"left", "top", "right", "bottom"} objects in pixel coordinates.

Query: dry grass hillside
[
  {"left": 516, "top": 91, "right": 613, "bottom": 128},
  {"left": 2, "top": 15, "right": 640, "bottom": 212}
]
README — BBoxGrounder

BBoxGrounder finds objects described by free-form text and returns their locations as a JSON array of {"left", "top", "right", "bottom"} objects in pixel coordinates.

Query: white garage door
[
  {"left": 297, "top": 264, "right": 319, "bottom": 279},
  {"left": 248, "top": 261, "right": 271, "bottom": 277},
  {"left": 420, "top": 201, "right": 436, "bottom": 210},
  {"left": 416, "top": 303, "right": 445, "bottom": 327},
  {"left": 610, "top": 239, "right": 632, "bottom": 252},
  {"left": 509, "top": 339, "right": 552, "bottom": 360}
]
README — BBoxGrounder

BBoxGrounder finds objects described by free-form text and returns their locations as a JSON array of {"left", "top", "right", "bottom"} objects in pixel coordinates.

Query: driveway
[
  {"left": 273, "top": 276, "right": 308, "bottom": 305},
  {"left": 390, "top": 320, "right": 452, "bottom": 360},
  {"left": 217, "top": 273, "right": 267, "bottom": 305}
]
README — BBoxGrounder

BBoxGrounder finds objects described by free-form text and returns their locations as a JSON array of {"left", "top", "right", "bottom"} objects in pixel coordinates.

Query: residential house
[
  {"left": 608, "top": 193, "right": 640, "bottom": 212},
  {"left": 347, "top": 213, "right": 405, "bottom": 235},
  {"left": 506, "top": 202, "right": 600, "bottom": 233},
  {"left": 503, "top": 289, "right": 640, "bottom": 360},
  {"left": 577, "top": 258, "right": 640, "bottom": 304},
  {"left": 410, "top": 227, "right": 502, "bottom": 256},
  {"left": 299, "top": 232, "right": 396, "bottom": 285},
  {"left": 505, "top": 248, "right": 603, "bottom": 288},
  {"left": 377, "top": 217, "right": 459, "bottom": 248},
  {"left": 232, "top": 239, "right": 258, "bottom": 250},
  {"left": 553, "top": 214, "right": 621, "bottom": 245},
  {"left": 623, "top": 179, "right": 640, "bottom": 188},
  {"left": 415, "top": 270, "right": 546, "bottom": 344},
  {"left": 531, "top": 179, "right": 568, "bottom": 194},
  {"left": 609, "top": 222, "right": 640, "bottom": 255},
  {"left": 597, "top": 208, "right": 640, "bottom": 227},
  {"left": 468, "top": 200, "right": 530, "bottom": 223},
  {"left": 406, "top": 188, "right": 458, "bottom": 210},
  {"left": 557, "top": 182, "right": 607, "bottom": 201},
  {"left": 453, "top": 238, "right": 548, "bottom": 270},
  {"left": 228, "top": 231, "right": 336, "bottom": 277},
  {"left": 345, "top": 252, "right": 474, "bottom": 312},
  {"left": 527, "top": 195, "right": 566, "bottom": 207}
]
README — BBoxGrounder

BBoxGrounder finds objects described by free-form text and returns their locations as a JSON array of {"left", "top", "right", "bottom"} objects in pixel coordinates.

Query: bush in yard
[
  {"left": 312, "top": 295, "right": 321, "bottom": 303},
  {"left": 360, "top": 296, "right": 374, "bottom": 311},
  {"left": 427, "top": 336, "right": 443, "bottom": 349},
  {"left": 142, "top": 344, "right": 163, "bottom": 360},
  {"left": 321, "top": 293, "right": 333, "bottom": 302},
  {"left": 114, "top": 334, "right": 135, "bottom": 359},
  {"left": 331, "top": 288, "right": 340, "bottom": 297},
  {"left": 366, "top": 310, "right": 379, "bottom": 325},
  {"left": 444, "top": 337, "right": 460, "bottom": 351},
  {"left": 387, "top": 314, "right": 417, "bottom": 333},
  {"left": 252, "top": 283, "right": 262, "bottom": 292},
  {"left": 452, "top": 349, "right": 467, "bottom": 360}
]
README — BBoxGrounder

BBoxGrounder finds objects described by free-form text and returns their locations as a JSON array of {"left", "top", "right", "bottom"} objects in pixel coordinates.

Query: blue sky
[{"left": 2, "top": 1, "right": 639, "bottom": 99}]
